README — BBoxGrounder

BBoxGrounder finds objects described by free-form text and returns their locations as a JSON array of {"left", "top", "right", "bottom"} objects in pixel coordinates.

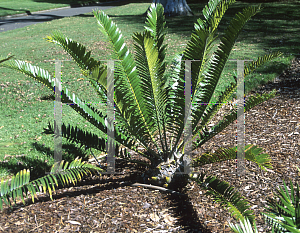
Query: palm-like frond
[
  {"left": 0, "top": 55, "right": 14, "bottom": 64},
  {"left": 166, "top": 0, "right": 236, "bottom": 156},
  {"left": 133, "top": 31, "right": 169, "bottom": 157},
  {"left": 192, "top": 144, "right": 273, "bottom": 171},
  {"left": 3, "top": 60, "right": 142, "bottom": 160},
  {"left": 262, "top": 179, "right": 300, "bottom": 232},
  {"left": 168, "top": 1, "right": 265, "bottom": 157},
  {"left": 229, "top": 217, "right": 259, "bottom": 233},
  {"left": 43, "top": 121, "right": 108, "bottom": 152},
  {"left": 186, "top": 0, "right": 236, "bottom": 90},
  {"left": 144, "top": 2, "right": 167, "bottom": 62},
  {"left": 244, "top": 51, "right": 283, "bottom": 77},
  {"left": 45, "top": 32, "right": 110, "bottom": 110},
  {"left": 181, "top": 4, "right": 262, "bottom": 154},
  {"left": 47, "top": 27, "right": 166, "bottom": 163},
  {"left": 188, "top": 51, "right": 281, "bottom": 149},
  {"left": 44, "top": 32, "right": 145, "bottom": 158},
  {"left": 42, "top": 121, "right": 150, "bottom": 166},
  {"left": 45, "top": 32, "right": 102, "bottom": 74},
  {"left": 190, "top": 90, "right": 277, "bottom": 151},
  {"left": 132, "top": 3, "right": 170, "bottom": 159},
  {"left": 0, "top": 157, "right": 103, "bottom": 211},
  {"left": 3, "top": 59, "right": 55, "bottom": 94},
  {"left": 93, "top": 9, "right": 162, "bottom": 160},
  {"left": 191, "top": 172, "right": 257, "bottom": 227}
]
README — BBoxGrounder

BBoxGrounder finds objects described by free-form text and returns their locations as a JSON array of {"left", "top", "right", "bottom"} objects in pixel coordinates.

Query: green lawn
[
  {"left": 0, "top": 0, "right": 117, "bottom": 17},
  {"left": 0, "top": 0, "right": 299, "bottom": 183}
]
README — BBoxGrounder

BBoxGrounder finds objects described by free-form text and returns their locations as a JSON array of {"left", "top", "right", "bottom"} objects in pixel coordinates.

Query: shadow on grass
[
  {"left": 0, "top": 0, "right": 149, "bottom": 29},
  {"left": 0, "top": 142, "right": 90, "bottom": 182},
  {"left": 244, "top": 59, "right": 291, "bottom": 93},
  {"left": 223, "top": 1, "right": 300, "bottom": 56},
  {"left": 102, "top": 1, "right": 300, "bottom": 56},
  {"left": 0, "top": 14, "right": 64, "bottom": 26},
  {"left": 32, "top": 0, "right": 150, "bottom": 7},
  {"left": 247, "top": 56, "right": 300, "bottom": 97},
  {"left": 40, "top": 93, "right": 55, "bottom": 101},
  {"left": 0, "top": 7, "right": 32, "bottom": 16}
]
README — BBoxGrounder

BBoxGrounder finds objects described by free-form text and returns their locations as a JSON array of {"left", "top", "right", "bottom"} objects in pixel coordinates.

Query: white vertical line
[
  {"left": 236, "top": 60, "right": 245, "bottom": 177},
  {"left": 45, "top": 59, "right": 71, "bottom": 175},
  {"left": 183, "top": 60, "right": 192, "bottom": 174},
  {"left": 54, "top": 60, "right": 62, "bottom": 171},
  {"left": 106, "top": 60, "right": 115, "bottom": 174}
]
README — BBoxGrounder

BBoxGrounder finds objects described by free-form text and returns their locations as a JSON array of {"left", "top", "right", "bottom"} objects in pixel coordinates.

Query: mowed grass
[
  {"left": 0, "top": 0, "right": 115, "bottom": 17},
  {"left": 0, "top": 0, "right": 299, "bottom": 183}
]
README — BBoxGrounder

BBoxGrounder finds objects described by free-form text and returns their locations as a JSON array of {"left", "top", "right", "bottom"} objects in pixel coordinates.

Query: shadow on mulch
[
  {"left": 2, "top": 157, "right": 213, "bottom": 232},
  {"left": 249, "top": 56, "right": 300, "bottom": 97},
  {"left": 163, "top": 192, "right": 213, "bottom": 233}
]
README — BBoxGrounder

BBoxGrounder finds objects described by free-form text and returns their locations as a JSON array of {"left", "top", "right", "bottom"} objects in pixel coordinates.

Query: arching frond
[
  {"left": 133, "top": 30, "right": 169, "bottom": 156},
  {"left": 3, "top": 60, "right": 143, "bottom": 159},
  {"left": 3, "top": 59, "right": 55, "bottom": 94},
  {"left": 244, "top": 51, "right": 283, "bottom": 77},
  {"left": 164, "top": 53, "right": 185, "bottom": 150},
  {"left": 45, "top": 32, "right": 102, "bottom": 74},
  {"left": 0, "top": 157, "right": 103, "bottom": 211},
  {"left": 192, "top": 144, "right": 273, "bottom": 171},
  {"left": 0, "top": 55, "right": 14, "bottom": 64},
  {"left": 144, "top": 3, "right": 168, "bottom": 63},
  {"left": 229, "top": 217, "right": 259, "bottom": 233},
  {"left": 184, "top": 4, "right": 262, "bottom": 154},
  {"left": 262, "top": 179, "right": 300, "bottom": 233},
  {"left": 132, "top": 3, "right": 169, "bottom": 157},
  {"left": 43, "top": 120, "right": 142, "bottom": 162},
  {"left": 45, "top": 30, "right": 165, "bottom": 161},
  {"left": 191, "top": 89, "right": 277, "bottom": 150},
  {"left": 93, "top": 9, "right": 161, "bottom": 159},
  {"left": 191, "top": 79, "right": 237, "bottom": 144},
  {"left": 191, "top": 172, "right": 257, "bottom": 228}
]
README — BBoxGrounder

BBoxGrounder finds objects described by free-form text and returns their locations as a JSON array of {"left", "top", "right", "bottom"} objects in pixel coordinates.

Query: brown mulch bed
[{"left": 0, "top": 57, "right": 299, "bottom": 232}]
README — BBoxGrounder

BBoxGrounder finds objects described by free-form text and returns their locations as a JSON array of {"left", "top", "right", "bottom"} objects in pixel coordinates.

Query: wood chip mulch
[{"left": 0, "top": 57, "right": 299, "bottom": 233}]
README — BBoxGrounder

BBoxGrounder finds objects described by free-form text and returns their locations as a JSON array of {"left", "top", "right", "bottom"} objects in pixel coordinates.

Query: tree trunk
[{"left": 145, "top": 0, "right": 194, "bottom": 17}]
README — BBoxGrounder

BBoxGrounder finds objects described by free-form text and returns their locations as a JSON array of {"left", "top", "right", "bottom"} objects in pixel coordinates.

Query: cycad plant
[{"left": 1, "top": 0, "right": 281, "bottom": 228}]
